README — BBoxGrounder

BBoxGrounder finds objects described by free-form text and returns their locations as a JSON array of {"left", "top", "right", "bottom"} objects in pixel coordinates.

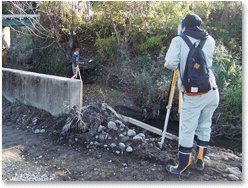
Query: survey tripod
[
  {"left": 159, "top": 69, "right": 182, "bottom": 149},
  {"left": 159, "top": 20, "right": 183, "bottom": 149}
]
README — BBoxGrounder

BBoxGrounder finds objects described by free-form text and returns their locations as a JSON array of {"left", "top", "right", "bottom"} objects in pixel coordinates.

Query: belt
[{"left": 182, "top": 85, "right": 218, "bottom": 96}]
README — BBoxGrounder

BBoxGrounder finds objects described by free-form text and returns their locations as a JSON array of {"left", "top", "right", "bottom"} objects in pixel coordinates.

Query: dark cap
[{"left": 182, "top": 13, "right": 203, "bottom": 28}]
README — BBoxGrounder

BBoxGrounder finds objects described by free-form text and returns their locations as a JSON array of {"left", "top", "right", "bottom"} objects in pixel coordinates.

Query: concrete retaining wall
[{"left": 2, "top": 68, "right": 82, "bottom": 116}]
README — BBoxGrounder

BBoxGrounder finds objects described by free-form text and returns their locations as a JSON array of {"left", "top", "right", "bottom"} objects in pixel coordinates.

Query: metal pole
[
  {"left": 159, "top": 69, "right": 178, "bottom": 149},
  {"left": 78, "top": 69, "right": 83, "bottom": 108}
]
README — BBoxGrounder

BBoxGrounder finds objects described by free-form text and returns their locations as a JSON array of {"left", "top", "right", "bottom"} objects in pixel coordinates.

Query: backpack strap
[
  {"left": 180, "top": 34, "right": 193, "bottom": 49},
  {"left": 180, "top": 34, "right": 207, "bottom": 49},
  {"left": 198, "top": 38, "right": 207, "bottom": 49}
]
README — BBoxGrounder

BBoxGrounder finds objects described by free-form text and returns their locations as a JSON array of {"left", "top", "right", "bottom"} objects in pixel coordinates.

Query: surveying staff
[
  {"left": 164, "top": 13, "right": 219, "bottom": 176},
  {"left": 72, "top": 48, "right": 84, "bottom": 75}
]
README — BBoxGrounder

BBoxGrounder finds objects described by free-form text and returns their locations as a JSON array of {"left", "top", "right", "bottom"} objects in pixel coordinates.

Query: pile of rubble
[
  {"left": 49, "top": 103, "right": 176, "bottom": 159},
  {"left": 3, "top": 96, "right": 177, "bottom": 161}
]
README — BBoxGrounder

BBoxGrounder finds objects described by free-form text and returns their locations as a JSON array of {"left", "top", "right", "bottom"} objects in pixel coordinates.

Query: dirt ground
[{"left": 2, "top": 84, "right": 242, "bottom": 182}]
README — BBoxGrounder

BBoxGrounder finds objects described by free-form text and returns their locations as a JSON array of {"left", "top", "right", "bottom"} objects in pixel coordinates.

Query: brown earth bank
[{"left": 2, "top": 84, "right": 242, "bottom": 182}]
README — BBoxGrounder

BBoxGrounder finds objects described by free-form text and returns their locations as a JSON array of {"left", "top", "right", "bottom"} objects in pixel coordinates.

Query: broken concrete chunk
[
  {"left": 127, "top": 129, "right": 136, "bottom": 137},
  {"left": 110, "top": 143, "right": 117, "bottom": 148},
  {"left": 119, "top": 143, "right": 126, "bottom": 150},
  {"left": 138, "top": 133, "right": 145, "bottom": 139},
  {"left": 98, "top": 125, "right": 105, "bottom": 132},
  {"left": 32, "top": 117, "right": 38, "bottom": 125},
  {"left": 120, "top": 123, "right": 126, "bottom": 128},
  {"left": 108, "top": 121, "right": 117, "bottom": 130},
  {"left": 33, "top": 129, "right": 45, "bottom": 134},
  {"left": 228, "top": 174, "right": 240, "bottom": 181},
  {"left": 133, "top": 135, "right": 143, "bottom": 141},
  {"left": 126, "top": 146, "right": 133, "bottom": 153},
  {"left": 227, "top": 167, "right": 242, "bottom": 178},
  {"left": 99, "top": 134, "right": 105, "bottom": 142},
  {"left": 115, "top": 120, "right": 122, "bottom": 125}
]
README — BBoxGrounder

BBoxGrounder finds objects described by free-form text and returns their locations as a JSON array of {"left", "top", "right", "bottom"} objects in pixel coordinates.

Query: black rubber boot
[
  {"left": 166, "top": 146, "right": 192, "bottom": 177},
  {"left": 195, "top": 140, "right": 208, "bottom": 171}
]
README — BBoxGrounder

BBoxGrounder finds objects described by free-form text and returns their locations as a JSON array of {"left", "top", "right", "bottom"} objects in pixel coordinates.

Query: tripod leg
[{"left": 159, "top": 69, "right": 178, "bottom": 149}]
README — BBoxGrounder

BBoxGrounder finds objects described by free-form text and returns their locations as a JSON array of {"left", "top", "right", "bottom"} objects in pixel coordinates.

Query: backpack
[{"left": 180, "top": 34, "right": 211, "bottom": 96}]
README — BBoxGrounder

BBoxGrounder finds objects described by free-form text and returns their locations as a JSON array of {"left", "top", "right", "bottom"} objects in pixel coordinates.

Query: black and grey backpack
[{"left": 180, "top": 34, "right": 211, "bottom": 95}]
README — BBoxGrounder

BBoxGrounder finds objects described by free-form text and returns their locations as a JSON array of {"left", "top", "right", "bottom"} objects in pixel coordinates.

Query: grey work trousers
[
  {"left": 72, "top": 62, "right": 78, "bottom": 75},
  {"left": 179, "top": 88, "right": 219, "bottom": 148}
]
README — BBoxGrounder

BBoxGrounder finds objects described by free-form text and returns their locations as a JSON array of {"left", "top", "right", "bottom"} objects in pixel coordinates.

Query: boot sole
[
  {"left": 195, "top": 167, "right": 204, "bottom": 171},
  {"left": 195, "top": 162, "right": 204, "bottom": 171},
  {"left": 166, "top": 166, "right": 190, "bottom": 177},
  {"left": 169, "top": 170, "right": 190, "bottom": 177}
]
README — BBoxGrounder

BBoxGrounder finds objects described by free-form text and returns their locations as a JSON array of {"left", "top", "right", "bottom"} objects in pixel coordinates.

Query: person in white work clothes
[{"left": 164, "top": 13, "right": 219, "bottom": 176}]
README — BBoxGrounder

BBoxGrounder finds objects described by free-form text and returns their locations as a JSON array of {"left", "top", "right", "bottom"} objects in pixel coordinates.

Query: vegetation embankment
[{"left": 3, "top": 1, "right": 242, "bottom": 140}]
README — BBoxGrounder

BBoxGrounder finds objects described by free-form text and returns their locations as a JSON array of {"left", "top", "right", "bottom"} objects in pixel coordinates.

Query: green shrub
[
  {"left": 33, "top": 42, "right": 69, "bottom": 76},
  {"left": 136, "top": 35, "right": 167, "bottom": 55},
  {"left": 133, "top": 56, "right": 171, "bottom": 112},
  {"left": 95, "top": 34, "right": 118, "bottom": 60},
  {"left": 6, "top": 28, "right": 33, "bottom": 68},
  {"left": 212, "top": 41, "right": 242, "bottom": 123}
]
